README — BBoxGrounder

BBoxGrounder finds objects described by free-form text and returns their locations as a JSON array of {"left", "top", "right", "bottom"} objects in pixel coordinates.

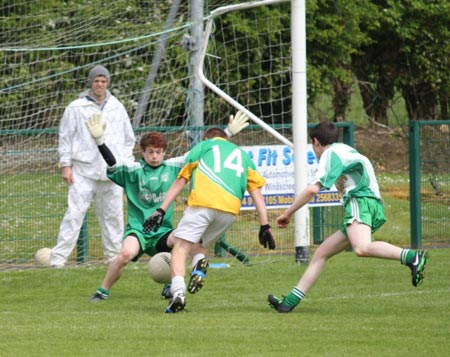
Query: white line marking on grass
[{"left": 314, "top": 288, "right": 449, "bottom": 302}]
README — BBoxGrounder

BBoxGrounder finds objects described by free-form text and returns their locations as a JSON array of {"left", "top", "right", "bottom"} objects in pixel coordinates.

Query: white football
[
  {"left": 148, "top": 252, "right": 172, "bottom": 284},
  {"left": 35, "top": 248, "right": 52, "bottom": 267}
]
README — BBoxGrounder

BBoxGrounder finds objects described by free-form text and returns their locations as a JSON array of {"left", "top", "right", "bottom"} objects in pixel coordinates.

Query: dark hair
[
  {"left": 309, "top": 121, "right": 339, "bottom": 145},
  {"left": 140, "top": 132, "right": 167, "bottom": 151},
  {"left": 203, "top": 127, "right": 227, "bottom": 140}
]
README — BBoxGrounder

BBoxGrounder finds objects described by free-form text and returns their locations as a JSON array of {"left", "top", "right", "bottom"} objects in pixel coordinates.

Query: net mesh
[{"left": 0, "top": 0, "right": 297, "bottom": 268}]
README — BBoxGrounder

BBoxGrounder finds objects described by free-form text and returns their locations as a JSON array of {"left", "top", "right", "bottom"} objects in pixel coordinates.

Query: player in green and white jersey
[
  {"left": 268, "top": 121, "right": 428, "bottom": 313},
  {"left": 143, "top": 127, "right": 276, "bottom": 313},
  {"left": 87, "top": 131, "right": 185, "bottom": 302}
]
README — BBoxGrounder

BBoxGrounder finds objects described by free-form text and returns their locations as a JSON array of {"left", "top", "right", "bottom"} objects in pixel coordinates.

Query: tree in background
[
  {"left": 387, "top": 0, "right": 450, "bottom": 120},
  {"left": 306, "top": 0, "right": 378, "bottom": 122},
  {"left": 307, "top": 0, "right": 450, "bottom": 124},
  {"left": 349, "top": 0, "right": 450, "bottom": 123},
  {"left": 1, "top": 0, "right": 449, "bottom": 129}
]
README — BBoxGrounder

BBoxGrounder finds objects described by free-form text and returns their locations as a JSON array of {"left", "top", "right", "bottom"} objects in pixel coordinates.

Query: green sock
[
  {"left": 284, "top": 287, "right": 305, "bottom": 307},
  {"left": 98, "top": 287, "right": 110, "bottom": 296},
  {"left": 400, "top": 249, "right": 415, "bottom": 265}
]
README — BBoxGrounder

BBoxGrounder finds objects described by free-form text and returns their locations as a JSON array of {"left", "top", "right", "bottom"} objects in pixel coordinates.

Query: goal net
[{"left": 0, "top": 0, "right": 294, "bottom": 269}]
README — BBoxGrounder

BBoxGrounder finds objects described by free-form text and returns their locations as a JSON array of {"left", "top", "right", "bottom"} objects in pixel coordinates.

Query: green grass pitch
[{"left": 1, "top": 249, "right": 449, "bottom": 356}]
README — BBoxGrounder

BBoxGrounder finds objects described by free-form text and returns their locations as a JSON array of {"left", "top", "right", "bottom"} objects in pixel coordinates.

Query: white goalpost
[
  {"left": 290, "top": 0, "right": 311, "bottom": 262},
  {"left": 197, "top": 0, "right": 311, "bottom": 262}
]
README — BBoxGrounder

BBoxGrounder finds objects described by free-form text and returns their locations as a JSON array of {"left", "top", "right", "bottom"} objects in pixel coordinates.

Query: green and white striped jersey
[{"left": 313, "top": 143, "right": 381, "bottom": 203}]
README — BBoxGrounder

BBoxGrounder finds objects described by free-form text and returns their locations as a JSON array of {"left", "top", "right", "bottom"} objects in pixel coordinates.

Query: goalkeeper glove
[
  {"left": 259, "top": 224, "right": 276, "bottom": 250},
  {"left": 86, "top": 114, "right": 105, "bottom": 145},
  {"left": 224, "top": 110, "right": 249, "bottom": 137},
  {"left": 143, "top": 208, "right": 166, "bottom": 234}
]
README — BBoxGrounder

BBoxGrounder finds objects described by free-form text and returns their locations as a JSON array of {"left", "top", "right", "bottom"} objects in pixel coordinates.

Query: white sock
[
  {"left": 191, "top": 253, "right": 206, "bottom": 269},
  {"left": 170, "top": 276, "right": 186, "bottom": 297}
]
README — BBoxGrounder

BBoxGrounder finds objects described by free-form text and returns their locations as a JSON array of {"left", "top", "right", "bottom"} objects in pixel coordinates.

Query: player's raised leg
[{"left": 347, "top": 222, "right": 429, "bottom": 287}]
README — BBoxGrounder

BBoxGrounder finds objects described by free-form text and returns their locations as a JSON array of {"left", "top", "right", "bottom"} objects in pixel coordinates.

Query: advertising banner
[{"left": 241, "top": 145, "right": 341, "bottom": 209}]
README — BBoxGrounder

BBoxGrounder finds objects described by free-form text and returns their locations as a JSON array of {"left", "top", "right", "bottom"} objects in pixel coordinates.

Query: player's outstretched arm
[
  {"left": 85, "top": 114, "right": 117, "bottom": 167},
  {"left": 224, "top": 110, "right": 249, "bottom": 137}
]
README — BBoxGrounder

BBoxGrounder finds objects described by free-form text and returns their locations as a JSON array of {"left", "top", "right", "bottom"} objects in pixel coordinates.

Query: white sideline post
[{"left": 291, "top": 0, "right": 310, "bottom": 263}]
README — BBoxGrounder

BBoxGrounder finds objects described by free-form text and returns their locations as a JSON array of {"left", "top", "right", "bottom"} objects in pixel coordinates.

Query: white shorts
[{"left": 174, "top": 206, "right": 236, "bottom": 247}]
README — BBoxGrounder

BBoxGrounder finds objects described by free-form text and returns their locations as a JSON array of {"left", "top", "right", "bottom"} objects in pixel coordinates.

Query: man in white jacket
[{"left": 51, "top": 65, "right": 135, "bottom": 268}]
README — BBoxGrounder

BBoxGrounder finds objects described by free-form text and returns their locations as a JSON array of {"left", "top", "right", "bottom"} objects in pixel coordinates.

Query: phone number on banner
[{"left": 241, "top": 191, "right": 342, "bottom": 210}]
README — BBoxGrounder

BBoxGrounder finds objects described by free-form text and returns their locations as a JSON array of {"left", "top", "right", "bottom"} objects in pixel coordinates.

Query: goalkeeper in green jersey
[
  {"left": 85, "top": 111, "right": 250, "bottom": 302},
  {"left": 143, "top": 127, "right": 276, "bottom": 313},
  {"left": 268, "top": 121, "right": 428, "bottom": 313}
]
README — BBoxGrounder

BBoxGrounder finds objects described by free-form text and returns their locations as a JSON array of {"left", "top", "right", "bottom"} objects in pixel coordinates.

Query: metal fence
[
  {"left": 0, "top": 123, "right": 354, "bottom": 268},
  {"left": 409, "top": 120, "right": 450, "bottom": 248}
]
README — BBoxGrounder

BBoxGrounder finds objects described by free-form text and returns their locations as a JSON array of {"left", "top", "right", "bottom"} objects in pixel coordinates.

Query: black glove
[
  {"left": 259, "top": 224, "right": 276, "bottom": 250},
  {"left": 143, "top": 208, "right": 166, "bottom": 234}
]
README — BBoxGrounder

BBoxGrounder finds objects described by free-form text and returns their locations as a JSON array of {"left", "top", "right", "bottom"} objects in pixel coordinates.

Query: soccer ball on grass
[
  {"left": 35, "top": 247, "right": 52, "bottom": 267},
  {"left": 148, "top": 252, "right": 172, "bottom": 284}
]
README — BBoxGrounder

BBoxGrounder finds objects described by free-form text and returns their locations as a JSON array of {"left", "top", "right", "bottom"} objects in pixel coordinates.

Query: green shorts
[
  {"left": 340, "top": 197, "right": 387, "bottom": 235},
  {"left": 124, "top": 226, "right": 173, "bottom": 261}
]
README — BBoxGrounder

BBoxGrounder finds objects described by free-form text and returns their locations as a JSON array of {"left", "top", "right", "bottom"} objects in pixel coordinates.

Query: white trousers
[{"left": 51, "top": 173, "right": 123, "bottom": 267}]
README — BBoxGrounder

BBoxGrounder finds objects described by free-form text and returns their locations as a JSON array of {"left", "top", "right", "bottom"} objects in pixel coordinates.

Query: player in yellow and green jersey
[{"left": 143, "top": 127, "right": 276, "bottom": 313}]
